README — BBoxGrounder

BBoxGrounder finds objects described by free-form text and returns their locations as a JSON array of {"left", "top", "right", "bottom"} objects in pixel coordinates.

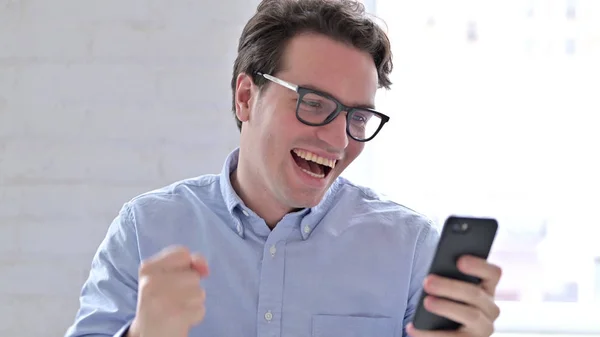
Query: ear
[{"left": 234, "top": 73, "right": 256, "bottom": 124}]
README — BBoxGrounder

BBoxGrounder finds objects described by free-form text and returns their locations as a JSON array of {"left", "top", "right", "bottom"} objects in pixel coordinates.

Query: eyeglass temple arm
[{"left": 256, "top": 72, "right": 298, "bottom": 92}]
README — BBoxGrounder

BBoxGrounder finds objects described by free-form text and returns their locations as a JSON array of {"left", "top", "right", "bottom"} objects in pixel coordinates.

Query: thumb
[{"left": 190, "top": 254, "right": 209, "bottom": 277}]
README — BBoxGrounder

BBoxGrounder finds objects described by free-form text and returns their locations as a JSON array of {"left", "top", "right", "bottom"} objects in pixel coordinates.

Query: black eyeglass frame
[{"left": 255, "top": 72, "right": 390, "bottom": 142}]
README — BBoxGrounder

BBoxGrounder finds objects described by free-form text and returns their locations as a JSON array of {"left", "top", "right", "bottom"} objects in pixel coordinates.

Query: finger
[
  {"left": 185, "top": 286, "right": 206, "bottom": 303},
  {"left": 141, "top": 246, "right": 192, "bottom": 273},
  {"left": 191, "top": 254, "right": 210, "bottom": 277},
  {"left": 180, "top": 294, "right": 206, "bottom": 326},
  {"left": 183, "top": 288, "right": 206, "bottom": 309},
  {"left": 424, "top": 275, "right": 499, "bottom": 320},
  {"left": 172, "top": 280, "right": 206, "bottom": 308},
  {"left": 166, "top": 270, "right": 204, "bottom": 290},
  {"left": 405, "top": 322, "right": 463, "bottom": 337},
  {"left": 143, "top": 270, "right": 202, "bottom": 298},
  {"left": 186, "top": 304, "right": 206, "bottom": 325},
  {"left": 457, "top": 256, "right": 502, "bottom": 295},
  {"left": 423, "top": 296, "right": 494, "bottom": 337}
]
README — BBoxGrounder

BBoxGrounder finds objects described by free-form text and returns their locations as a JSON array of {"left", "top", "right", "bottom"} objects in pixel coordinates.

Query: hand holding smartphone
[{"left": 411, "top": 215, "right": 498, "bottom": 331}]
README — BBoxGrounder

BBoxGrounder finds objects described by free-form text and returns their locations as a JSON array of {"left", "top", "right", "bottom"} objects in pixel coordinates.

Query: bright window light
[{"left": 345, "top": 0, "right": 600, "bottom": 335}]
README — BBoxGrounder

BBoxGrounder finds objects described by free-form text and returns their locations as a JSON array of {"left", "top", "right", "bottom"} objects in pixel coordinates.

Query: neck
[{"left": 230, "top": 166, "right": 296, "bottom": 229}]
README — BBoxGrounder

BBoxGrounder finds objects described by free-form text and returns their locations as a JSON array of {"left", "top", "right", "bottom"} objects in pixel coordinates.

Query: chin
[
  {"left": 285, "top": 182, "right": 334, "bottom": 209},
  {"left": 280, "top": 148, "right": 346, "bottom": 207}
]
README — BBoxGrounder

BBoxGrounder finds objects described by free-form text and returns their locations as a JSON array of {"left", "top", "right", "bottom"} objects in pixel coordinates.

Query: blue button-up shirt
[{"left": 65, "top": 148, "right": 440, "bottom": 337}]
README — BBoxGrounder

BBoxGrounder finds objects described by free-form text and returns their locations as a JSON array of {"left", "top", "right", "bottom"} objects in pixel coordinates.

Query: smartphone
[{"left": 411, "top": 215, "right": 498, "bottom": 331}]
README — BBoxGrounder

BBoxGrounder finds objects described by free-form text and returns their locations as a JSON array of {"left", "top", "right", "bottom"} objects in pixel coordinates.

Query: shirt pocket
[{"left": 312, "top": 314, "right": 395, "bottom": 337}]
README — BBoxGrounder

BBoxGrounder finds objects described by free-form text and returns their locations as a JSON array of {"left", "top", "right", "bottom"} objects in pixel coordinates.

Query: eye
[
  {"left": 352, "top": 114, "right": 366, "bottom": 123},
  {"left": 300, "top": 98, "right": 322, "bottom": 108},
  {"left": 351, "top": 111, "right": 370, "bottom": 124}
]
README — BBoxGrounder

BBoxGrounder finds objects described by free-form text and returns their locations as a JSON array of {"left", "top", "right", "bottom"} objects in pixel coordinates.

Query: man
[{"left": 65, "top": 0, "right": 502, "bottom": 336}]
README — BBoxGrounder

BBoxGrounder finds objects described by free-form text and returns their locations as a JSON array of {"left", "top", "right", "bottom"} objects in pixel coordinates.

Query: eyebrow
[{"left": 299, "top": 83, "right": 376, "bottom": 110}]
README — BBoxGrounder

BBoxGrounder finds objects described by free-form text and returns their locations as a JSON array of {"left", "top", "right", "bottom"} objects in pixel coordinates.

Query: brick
[
  {"left": 159, "top": 139, "right": 239, "bottom": 180},
  {"left": 0, "top": 93, "right": 7, "bottom": 115},
  {"left": 0, "top": 63, "right": 234, "bottom": 143},
  {"left": 0, "top": 295, "right": 19, "bottom": 337},
  {"left": 0, "top": 66, "right": 16, "bottom": 101},
  {"left": 0, "top": 221, "right": 18, "bottom": 257},
  {"left": 0, "top": 0, "right": 23, "bottom": 21},
  {"left": 0, "top": 137, "right": 164, "bottom": 185},
  {"left": 0, "top": 257, "right": 90, "bottom": 296},
  {"left": 158, "top": 1, "right": 253, "bottom": 29},
  {"left": 0, "top": 22, "right": 94, "bottom": 62},
  {"left": 16, "top": 219, "right": 110, "bottom": 258},
  {"left": 0, "top": 294, "right": 82, "bottom": 337},
  {"left": 20, "top": 0, "right": 152, "bottom": 24},
  {"left": 88, "top": 20, "right": 242, "bottom": 65},
  {"left": 0, "top": 183, "right": 151, "bottom": 220},
  {"left": 3, "top": 64, "right": 158, "bottom": 104},
  {"left": 0, "top": 0, "right": 257, "bottom": 335},
  {"left": 87, "top": 23, "right": 158, "bottom": 64},
  {"left": 155, "top": 65, "right": 230, "bottom": 103},
  {"left": 0, "top": 104, "right": 232, "bottom": 145}
]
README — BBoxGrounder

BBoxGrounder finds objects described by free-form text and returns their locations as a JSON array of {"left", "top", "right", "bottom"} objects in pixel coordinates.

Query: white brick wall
[{"left": 0, "top": 0, "right": 258, "bottom": 335}]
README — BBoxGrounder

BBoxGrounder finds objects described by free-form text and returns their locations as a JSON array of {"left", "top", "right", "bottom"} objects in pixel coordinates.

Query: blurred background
[{"left": 0, "top": 0, "right": 598, "bottom": 336}]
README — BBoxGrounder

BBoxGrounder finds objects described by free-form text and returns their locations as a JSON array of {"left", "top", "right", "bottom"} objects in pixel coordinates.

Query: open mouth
[{"left": 291, "top": 149, "right": 337, "bottom": 179}]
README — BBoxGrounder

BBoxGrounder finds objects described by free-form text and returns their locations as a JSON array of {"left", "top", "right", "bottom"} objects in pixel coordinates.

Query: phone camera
[{"left": 452, "top": 222, "right": 469, "bottom": 233}]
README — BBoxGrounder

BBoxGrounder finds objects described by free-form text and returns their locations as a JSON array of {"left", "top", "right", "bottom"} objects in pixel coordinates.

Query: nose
[{"left": 315, "top": 111, "right": 349, "bottom": 150}]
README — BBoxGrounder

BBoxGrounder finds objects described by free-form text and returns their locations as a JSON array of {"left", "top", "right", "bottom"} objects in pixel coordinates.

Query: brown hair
[{"left": 231, "top": 0, "right": 393, "bottom": 130}]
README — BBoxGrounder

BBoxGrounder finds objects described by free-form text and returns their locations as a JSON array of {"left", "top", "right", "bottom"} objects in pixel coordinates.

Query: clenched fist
[{"left": 127, "top": 246, "right": 210, "bottom": 337}]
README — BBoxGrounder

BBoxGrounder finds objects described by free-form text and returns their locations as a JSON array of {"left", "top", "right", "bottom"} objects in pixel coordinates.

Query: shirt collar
[
  {"left": 219, "top": 148, "right": 248, "bottom": 237},
  {"left": 219, "top": 147, "right": 243, "bottom": 216},
  {"left": 219, "top": 147, "right": 343, "bottom": 240}
]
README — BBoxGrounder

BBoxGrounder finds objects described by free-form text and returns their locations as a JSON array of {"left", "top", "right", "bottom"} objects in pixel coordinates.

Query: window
[{"left": 345, "top": 0, "right": 600, "bottom": 335}]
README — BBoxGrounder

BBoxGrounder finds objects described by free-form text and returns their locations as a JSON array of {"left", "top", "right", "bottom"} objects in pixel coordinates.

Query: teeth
[
  {"left": 301, "top": 168, "right": 325, "bottom": 179},
  {"left": 293, "top": 149, "right": 337, "bottom": 169}
]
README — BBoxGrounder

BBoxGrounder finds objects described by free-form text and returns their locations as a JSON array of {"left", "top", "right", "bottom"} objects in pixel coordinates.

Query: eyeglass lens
[{"left": 297, "top": 92, "right": 383, "bottom": 140}]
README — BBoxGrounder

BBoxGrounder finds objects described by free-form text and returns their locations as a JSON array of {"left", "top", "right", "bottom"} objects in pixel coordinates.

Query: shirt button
[
  {"left": 236, "top": 223, "right": 242, "bottom": 234},
  {"left": 269, "top": 245, "right": 276, "bottom": 257},
  {"left": 264, "top": 310, "right": 273, "bottom": 321},
  {"left": 303, "top": 225, "right": 311, "bottom": 234},
  {"left": 242, "top": 210, "right": 249, "bottom": 216}
]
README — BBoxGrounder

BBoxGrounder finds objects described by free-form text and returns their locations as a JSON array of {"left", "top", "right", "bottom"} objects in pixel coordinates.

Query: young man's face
[{"left": 235, "top": 33, "right": 379, "bottom": 209}]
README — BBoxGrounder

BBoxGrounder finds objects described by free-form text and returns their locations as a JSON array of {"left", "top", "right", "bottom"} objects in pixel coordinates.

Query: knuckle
[
  {"left": 467, "top": 284, "right": 484, "bottom": 301},
  {"left": 492, "top": 303, "right": 501, "bottom": 320},
  {"left": 189, "top": 296, "right": 204, "bottom": 309},
  {"left": 157, "top": 245, "right": 191, "bottom": 266},
  {"left": 186, "top": 289, "right": 205, "bottom": 304},
  {"left": 171, "top": 250, "right": 191, "bottom": 263},
  {"left": 492, "top": 265, "right": 503, "bottom": 280},
  {"left": 466, "top": 306, "right": 485, "bottom": 323},
  {"left": 182, "top": 300, "right": 205, "bottom": 324},
  {"left": 193, "top": 305, "right": 206, "bottom": 323},
  {"left": 166, "top": 245, "right": 191, "bottom": 258},
  {"left": 182, "top": 272, "right": 201, "bottom": 287},
  {"left": 191, "top": 272, "right": 203, "bottom": 283},
  {"left": 484, "top": 321, "right": 495, "bottom": 336}
]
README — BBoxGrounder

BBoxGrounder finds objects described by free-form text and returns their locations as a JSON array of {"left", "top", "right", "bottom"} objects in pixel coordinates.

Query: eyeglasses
[{"left": 256, "top": 72, "right": 390, "bottom": 142}]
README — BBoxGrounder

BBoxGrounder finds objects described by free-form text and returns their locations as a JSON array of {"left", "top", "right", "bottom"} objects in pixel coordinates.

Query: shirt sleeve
[
  {"left": 64, "top": 203, "right": 140, "bottom": 337},
  {"left": 402, "top": 221, "right": 440, "bottom": 337}
]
